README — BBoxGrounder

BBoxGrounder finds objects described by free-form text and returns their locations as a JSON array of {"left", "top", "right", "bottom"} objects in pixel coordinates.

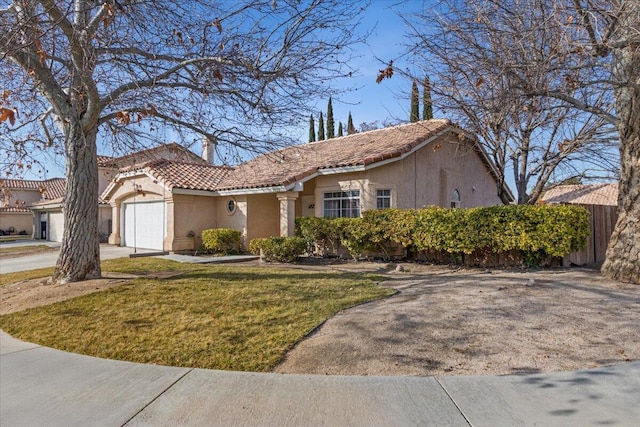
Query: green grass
[{"left": 0, "top": 258, "right": 393, "bottom": 371}]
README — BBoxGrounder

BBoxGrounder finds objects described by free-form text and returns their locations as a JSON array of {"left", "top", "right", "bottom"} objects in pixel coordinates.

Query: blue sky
[{"left": 310, "top": 0, "right": 426, "bottom": 132}]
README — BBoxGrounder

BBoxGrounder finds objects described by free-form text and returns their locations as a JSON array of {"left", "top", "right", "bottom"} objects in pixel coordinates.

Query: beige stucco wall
[
  {"left": 98, "top": 167, "right": 118, "bottom": 195},
  {"left": 216, "top": 195, "right": 248, "bottom": 247},
  {"left": 1, "top": 189, "right": 42, "bottom": 208},
  {"left": 0, "top": 212, "right": 33, "bottom": 235},
  {"left": 171, "top": 193, "right": 217, "bottom": 250},
  {"left": 312, "top": 134, "right": 503, "bottom": 215},
  {"left": 246, "top": 193, "right": 280, "bottom": 242}
]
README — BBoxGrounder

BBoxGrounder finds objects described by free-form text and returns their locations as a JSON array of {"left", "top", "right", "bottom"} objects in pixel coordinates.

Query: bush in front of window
[
  {"left": 201, "top": 228, "right": 243, "bottom": 255},
  {"left": 294, "top": 205, "right": 590, "bottom": 267},
  {"left": 248, "top": 236, "right": 307, "bottom": 262},
  {"left": 295, "top": 217, "right": 340, "bottom": 255}
]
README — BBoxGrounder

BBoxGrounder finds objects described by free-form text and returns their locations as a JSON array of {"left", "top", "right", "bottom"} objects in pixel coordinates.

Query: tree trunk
[
  {"left": 52, "top": 122, "right": 101, "bottom": 284},
  {"left": 601, "top": 33, "right": 640, "bottom": 285}
]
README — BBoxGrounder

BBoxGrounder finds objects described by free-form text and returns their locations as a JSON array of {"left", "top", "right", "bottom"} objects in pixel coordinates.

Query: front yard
[
  {"left": 0, "top": 258, "right": 393, "bottom": 371},
  {"left": 1, "top": 258, "right": 638, "bottom": 376}
]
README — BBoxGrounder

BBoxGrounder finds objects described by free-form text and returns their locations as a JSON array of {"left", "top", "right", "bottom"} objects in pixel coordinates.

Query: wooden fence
[{"left": 565, "top": 204, "right": 618, "bottom": 267}]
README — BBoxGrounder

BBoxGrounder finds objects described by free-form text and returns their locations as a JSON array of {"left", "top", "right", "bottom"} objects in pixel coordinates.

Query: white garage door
[
  {"left": 48, "top": 212, "right": 64, "bottom": 242},
  {"left": 123, "top": 202, "right": 165, "bottom": 251}
]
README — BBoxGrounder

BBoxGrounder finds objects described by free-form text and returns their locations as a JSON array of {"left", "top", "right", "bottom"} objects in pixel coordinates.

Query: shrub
[
  {"left": 201, "top": 228, "right": 243, "bottom": 254},
  {"left": 249, "top": 238, "right": 267, "bottom": 255},
  {"left": 294, "top": 205, "right": 590, "bottom": 267},
  {"left": 333, "top": 217, "right": 368, "bottom": 260},
  {"left": 295, "top": 217, "right": 340, "bottom": 255},
  {"left": 249, "top": 236, "right": 307, "bottom": 262}
]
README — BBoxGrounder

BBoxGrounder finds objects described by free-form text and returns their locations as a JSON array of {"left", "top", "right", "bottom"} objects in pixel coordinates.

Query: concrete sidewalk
[{"left": 2, "top": 331, "right": 638, "bottom": 426}]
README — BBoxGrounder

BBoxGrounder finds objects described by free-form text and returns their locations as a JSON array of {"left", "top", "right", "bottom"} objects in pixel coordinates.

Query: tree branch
[
  {"left": 37, "top": 0, "right": 74, "bottom": 40},
  {"left": 99, "top": 56, "right": 248, "bottom": 110}
]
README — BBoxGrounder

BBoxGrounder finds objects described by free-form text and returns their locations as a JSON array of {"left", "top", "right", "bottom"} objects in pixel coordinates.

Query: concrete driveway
[{"left": 0, "top": 243, "right": 136, "bottom": 274}]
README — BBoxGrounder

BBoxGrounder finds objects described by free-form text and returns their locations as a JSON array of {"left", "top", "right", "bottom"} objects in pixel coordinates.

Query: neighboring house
[
  {"left": 2, "top": 142, "right": 207, "bottom": 242},
  {"left": 103, "top": 119, "right": 512, "bottom": 252},
  {"left": 542, "top": 183, "right": 619, "bottom": 266},
  {"left": 0, "top": 178, "right": 66, "bottom": 237}
]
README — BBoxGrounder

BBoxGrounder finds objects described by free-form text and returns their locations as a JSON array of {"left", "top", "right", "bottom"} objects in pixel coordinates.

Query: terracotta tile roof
[
  {"left": 40, "top": 178, "right": 67, "bottom": 200},
  {"left": 97, "top": 155, "right": 114, "bottom": 165},
  {"left": 98, "top": 142, "right": 206, "bottom": 168},
  {"left": 542, "top": 183, "right": 618, "bottom": 206},
  {"left": 128, "top": 159, "right": 231, "bottom": 191},
  {"left": 0, "top": 178, "right": 66, "bottom": 200},
  {"left": 0, "top": 178, "right": 44, "bottom": 190},
  {"left": 217, "top": 119, "right": 455, "bottom": 190},
  {"left": 0, "top": 206, "right": 32, "bottom": 213}
]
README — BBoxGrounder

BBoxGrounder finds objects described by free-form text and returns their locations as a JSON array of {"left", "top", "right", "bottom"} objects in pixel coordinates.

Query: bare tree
[
  {"left": 0, "top": 0, "right": 365, "bottom": 283},
  {"left": 552, "top": 0, "right": 639, "bottom": 284},
  {"left": 403, "top": 0, "right": 618, "bottom": 205},
  {"left": 403, "top": 0, "right": 639, "bottom": 284}
]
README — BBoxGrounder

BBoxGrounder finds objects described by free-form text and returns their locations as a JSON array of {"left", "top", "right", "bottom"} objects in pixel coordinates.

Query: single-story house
[
  {"left": 0, "top": 178, "right": 66, "bottom": 237},
  {"left": 541, "top": 182, "right": 619, "bottom": 266},
  {"left": 102, "top": 119, "right": 513, "bottom": 252}
]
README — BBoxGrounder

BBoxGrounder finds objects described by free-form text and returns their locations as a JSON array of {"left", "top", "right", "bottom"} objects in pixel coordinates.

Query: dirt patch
[
  {"left": 0, "top": 272, "right": 142, "bottom": 315},
  {"left": 276, "top": 265, "right": 640, "bottom": 376},
  {"left": 0, "top": 270, "right": 188, "bottom": 315}
]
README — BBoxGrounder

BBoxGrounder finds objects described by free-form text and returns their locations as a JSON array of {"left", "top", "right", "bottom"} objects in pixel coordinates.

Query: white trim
[
  {"left": 317, "top": 165, "right": 365, "bottom": 175},
  {"left": 216, "top": 185, "right": 289, "bottom": 196},
  {"left": 30, "top": 203, "right": 64, "bottom": 210}
]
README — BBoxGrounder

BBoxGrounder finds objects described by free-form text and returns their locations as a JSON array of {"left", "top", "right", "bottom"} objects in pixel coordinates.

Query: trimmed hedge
[
  {"left": 248, "top": 236, "right": 307, "bottom": 262},
  {"left": 201, "top": 228, "right": 243, "bottom": 254},
  {"left": 295, "top": 205, "right": 590, "bottom": 266}
]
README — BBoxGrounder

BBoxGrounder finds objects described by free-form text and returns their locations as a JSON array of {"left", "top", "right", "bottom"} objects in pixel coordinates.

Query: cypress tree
[
  {"left": 309, "top": 114, "right": 316, "bottom": 142},
  {"left": 347, "top": 112, "right": 356, "bottom": 134},
  {"left": 318, "top": 112, "right": 325, "bottom": 140},
  {"left": 326, "top": 97, "right": 335, "bottom": 138},
  {"left": 423, "top": 76, "right": 433, "bottom": 120},
  {"left": 410, "top": 80, "right": 419, "bottom": 122},
  {"left": 338, "top": 122, "right": 343, "bottom": 137}
]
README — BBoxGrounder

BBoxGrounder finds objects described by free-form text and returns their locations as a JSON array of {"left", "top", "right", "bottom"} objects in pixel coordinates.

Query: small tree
[
  {"left": 326, "top": 98, "right": 335, "bottom": 138},
  {"left": 318, "top": 112, "right": 325, "bottom": 140},
  {"left": 338, "top": 122, "right": 343, "bottom": 137},
  {"left": 423, "top": 76, "right": 433, "bottom": 120},
  {"left": 347, "top": 112, "right": 356, "bottom": 134},
  {"left": 309, "top": 114, "right": 316, "bottom": 142},
  {"left": 410, "top": 80, "right": 419, "bottom": 122}
]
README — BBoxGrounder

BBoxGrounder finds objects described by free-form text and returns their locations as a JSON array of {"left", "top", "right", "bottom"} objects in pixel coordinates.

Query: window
[
  {"left": 376, "top": 189, "right": 391, "bottom": 210},
  {"left": 226, "top": 198, "right": 237, "bottom": 215},
  {"left": 450, "top": 189, "right": 461, "bottom": 208},
  {"left": 323, "top": 190, "right": 360, "bottom": 218}
]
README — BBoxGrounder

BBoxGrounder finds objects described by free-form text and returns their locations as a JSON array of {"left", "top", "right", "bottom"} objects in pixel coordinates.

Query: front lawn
[{"left": 0, "top": 258, "right": 393, "bottom": 371}]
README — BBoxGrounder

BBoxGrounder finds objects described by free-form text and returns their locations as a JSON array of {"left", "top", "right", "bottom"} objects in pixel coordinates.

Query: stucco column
[
  {"left": 165, "top": 197, "right": 175, "bottom": 252},
  {"left": 276, "top": 192, "right": 299, "bottom": 237},
  {"left": 108, "top": 201, "right": 121, "bottom": 245}
]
